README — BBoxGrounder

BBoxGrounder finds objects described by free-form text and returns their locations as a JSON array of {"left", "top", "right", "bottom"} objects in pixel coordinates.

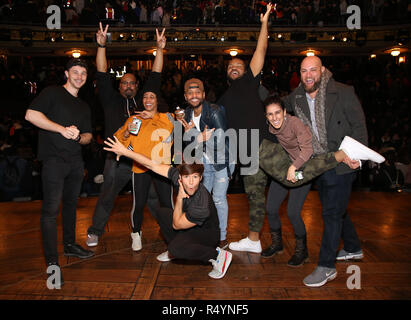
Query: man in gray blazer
[{"left": 284, "top": 56, "right": 367, "bottom": 287}]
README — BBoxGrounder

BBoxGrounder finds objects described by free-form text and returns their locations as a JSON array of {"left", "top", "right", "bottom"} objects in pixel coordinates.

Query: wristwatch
[
  {"left": 97, "top": 43, "right": 106, "bottom": 48},
  {"left": 74, "top": 135, "right": 81, "bottom": 142}
]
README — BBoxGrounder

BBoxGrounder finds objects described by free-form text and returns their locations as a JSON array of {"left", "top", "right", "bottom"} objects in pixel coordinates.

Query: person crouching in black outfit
[{"left": 103, "top": 135, "right": 233, "bottom": 279}]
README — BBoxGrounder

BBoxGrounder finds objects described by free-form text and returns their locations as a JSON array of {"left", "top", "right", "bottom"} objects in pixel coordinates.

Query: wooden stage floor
[{"left": 0, "top": 191, "right": 410, "bottom": 301}]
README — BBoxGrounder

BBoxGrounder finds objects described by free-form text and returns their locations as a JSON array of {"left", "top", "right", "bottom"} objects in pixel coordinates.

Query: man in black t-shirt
[
  {"left": 103, "top": 136, "right": 233, "bottom": 279},
  {"left": 217, "top": 3, "right": 276, "bottom": 254},
  {"left": 25, "top": 59, "right": 94, "bottom": 286}
]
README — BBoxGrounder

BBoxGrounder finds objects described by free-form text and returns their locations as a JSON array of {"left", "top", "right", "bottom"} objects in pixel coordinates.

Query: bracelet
[
  {"left": 97, "top": 43, "right": 106, "bottom": 48},
  {"left": 74, "top": 135, "right": 81, "bottom": 142}
]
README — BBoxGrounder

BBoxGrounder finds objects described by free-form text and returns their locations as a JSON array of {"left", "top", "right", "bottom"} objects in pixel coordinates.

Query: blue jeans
[
  {"left": 316, "top": 169, "right": 361, "bottom": 268},
  {"left": 202, "top": 163, "right": 235, "bottom": 241}
]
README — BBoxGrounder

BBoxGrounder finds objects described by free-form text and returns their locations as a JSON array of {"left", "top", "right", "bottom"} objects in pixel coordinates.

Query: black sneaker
[
  {"left": 64, "top": 243, "right": 94, "bottom": 259},
  {"left": 46, "top": 262, "right": 64, "bottom": 288}
]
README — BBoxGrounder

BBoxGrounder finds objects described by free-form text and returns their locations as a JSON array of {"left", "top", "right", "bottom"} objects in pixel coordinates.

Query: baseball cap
[{"left": 184, "top": 78, "right": 204, "bottom": 92}]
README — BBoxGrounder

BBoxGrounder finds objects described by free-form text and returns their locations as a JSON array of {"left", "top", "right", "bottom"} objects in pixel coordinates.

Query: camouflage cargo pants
[
  {"left": 259, "top": 139, "right": 339, "bottom": 187},
  {"left": 243, "top": 139, "right": 339, "bottom": 233}
]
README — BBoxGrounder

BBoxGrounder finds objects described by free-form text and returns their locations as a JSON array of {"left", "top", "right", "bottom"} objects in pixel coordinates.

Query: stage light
[
  {"left": 65, "top": 49, "right": 87, "bottom": 59},
  {"left": 390, "top": 48, "right": 401, "bottom": 56},
  {"left": 229, "top": 49, "right": 238, "bottom": 56},
  {"left": 221, "top": 36, "right": 225, "bottom": 42},
  {"left": 399, "top": 56, "right": 406, "bottom": 63},
  {"left": 370, "top": 54, "right": 376, "bottom": 59},
  {"left": 145, "top": 48, "right": 167, "bottom": 56},
  {"left": 299, "top": 49, "right": 321, "bottom": 56},
  {"left": 277, "top": 33, "right": 282, "bottom": 39},
  {"left": 224, "top": 48, "right": 243, "bottom": 56},
  {"left": 72, "top": 51, "right": 81, "bottom": 58}
]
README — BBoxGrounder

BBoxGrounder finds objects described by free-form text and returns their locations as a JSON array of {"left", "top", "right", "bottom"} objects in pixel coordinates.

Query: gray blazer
[{"left": 284, "top": 78, "right": 368, "bottom": 175}]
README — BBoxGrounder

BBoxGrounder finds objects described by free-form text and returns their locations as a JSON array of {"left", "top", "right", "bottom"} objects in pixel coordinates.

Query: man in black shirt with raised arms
[
  {"left": 25, "top": 59, "right": 94, "bottom": 287},
  {"left": 103, "top": 135, "right": 232, "bottom": 279},
  {"left": 86, "top": 24, "right": 168, "bottom": 250},
  {"left": 217, "top": 3, "right": 274, "bottom": 253}
]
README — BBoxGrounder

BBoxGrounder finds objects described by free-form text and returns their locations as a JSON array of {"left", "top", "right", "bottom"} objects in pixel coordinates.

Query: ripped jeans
[{"left": 202, "top": 163, "right": 235, "bottom": 241}]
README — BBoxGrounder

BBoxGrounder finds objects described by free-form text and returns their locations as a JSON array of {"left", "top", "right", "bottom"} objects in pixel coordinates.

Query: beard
[
  {"left": 303, "top": 77, "right": 322, "bottom": 93},
  {"left": 227, "top": 71, "right": 244, "bottom": 84},
  {"left": 188, "top": 99, "right": 203, "bottom": 109},
  {"left": 124, "top": 90, "right": 135, "bottom": 98}
]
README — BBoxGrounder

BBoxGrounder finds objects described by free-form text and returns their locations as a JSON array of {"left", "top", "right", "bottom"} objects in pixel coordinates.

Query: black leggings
[
  {"left": 266, "top": 179, "right": 311, "bottom": 237},
  {"left": 131, "top": 171, "right": 173, "bottom": 233}
]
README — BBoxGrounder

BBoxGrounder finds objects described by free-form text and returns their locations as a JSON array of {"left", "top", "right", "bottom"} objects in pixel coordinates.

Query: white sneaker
[
  {"left": 86, "top": 233, "right": 98, "bottom": 247},
  {"left": 131, "top": 231, "right": 142, "bottom": 251},
  {"left": 208, "top": 248, "right": 232, "bottom": 279},
  {"left": 228, "top": 237, "right": 262, "bottom": 253},
  {"left": 339, "top": 136, "right": 385, "bottom": 163},
  {"left": 156, "top": 250, "right": 174, "bottom": 262}
]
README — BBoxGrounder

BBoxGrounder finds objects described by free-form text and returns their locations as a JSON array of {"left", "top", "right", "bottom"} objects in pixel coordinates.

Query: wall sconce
[
  {"left": 146, "top": 48, "right": 167, "bottom": 56},
  {"left": 224, "top": 48, "right": 243, "bottom": 57},
  {"left": 299, "top": 49, "right": 321, "bottom": 56},
  {"left": 65, "top": 49, "right": 87, "bottom": 58}
]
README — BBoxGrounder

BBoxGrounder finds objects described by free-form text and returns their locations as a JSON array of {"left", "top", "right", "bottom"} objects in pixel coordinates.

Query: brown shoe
[{"left": 219, "top": 240, "right": 229, "bottom": 249}]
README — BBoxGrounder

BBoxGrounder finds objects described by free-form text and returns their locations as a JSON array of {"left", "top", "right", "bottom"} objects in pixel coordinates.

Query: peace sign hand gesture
[
  {"left": 260, "top": 2, "right": 273, "bottom": 24},
  {"left": 156, "top": 28, "right": 166, "bottom": 49},
  {"left": 96, "top": 22, "right": 109, "bottom": 47}
]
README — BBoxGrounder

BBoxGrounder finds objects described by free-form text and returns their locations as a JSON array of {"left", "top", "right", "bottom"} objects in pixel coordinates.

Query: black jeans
[
  {"left": 266, "top": 179, "right": 311, "bottom": 237},
  {"left": 41, "top": 157, "right": 84, "bottom": 264},
  {"left": 316, "top": 169, "right": 361, "bottom": 268},
  {"left": 154, "top": 207, "right": 219, "bottom": 263},
  {"left": 88, "top": 154, "right": 133, "bottom": 236}
]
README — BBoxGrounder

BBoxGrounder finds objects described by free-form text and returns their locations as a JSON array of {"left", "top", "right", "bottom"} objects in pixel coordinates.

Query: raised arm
[
  {"left": 96, "top": 22, "right": 109, "bottom": 73},
  {"left": 103, "top": 136, "right": 170, "bottom": 177},
  {"left": 249, "top": 3, "right": 272, "bottom": 77},
  {"left": 152, "top": 28, "right": 166, "bottom": 73}
]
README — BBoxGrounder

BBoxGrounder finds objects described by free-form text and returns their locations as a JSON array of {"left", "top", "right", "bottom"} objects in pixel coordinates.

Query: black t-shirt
[
  {"left": 217, "top": 67, "right": 277, "bottom": 154},
  {"left": 29, "top": 86, "right": 92, "bottom": 162},
  {"left": 96, "top": 71, "right": 162, "bottom": 140},
  {"left": 95, "top": 71, "right": 138, "bottom": 140},
  {"left": 167, "top": 167, "right": 220, "bottom": 230}
]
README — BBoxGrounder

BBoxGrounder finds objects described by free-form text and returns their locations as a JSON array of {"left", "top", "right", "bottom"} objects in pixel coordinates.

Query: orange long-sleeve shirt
[{"left": 114, "top": 113, "right": 174, "bottom": 173}]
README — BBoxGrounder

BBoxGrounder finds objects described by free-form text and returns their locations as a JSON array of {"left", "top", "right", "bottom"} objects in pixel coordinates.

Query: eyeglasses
[{"left": 120, "top": 81, "right": 137, "bottom": 86}]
